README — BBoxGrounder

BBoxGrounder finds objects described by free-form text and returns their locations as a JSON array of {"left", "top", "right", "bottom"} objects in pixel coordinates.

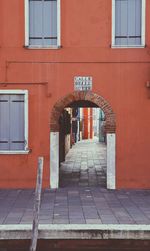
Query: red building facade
[{"left": 0, "top": 0, "right": 150, "bottom": 189}]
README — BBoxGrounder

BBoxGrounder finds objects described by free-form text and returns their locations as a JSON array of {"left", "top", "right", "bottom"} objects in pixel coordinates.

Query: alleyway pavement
[
  {"left": 60, "top": 139, "right": 107, "bottom": 187},
  {"left": 0, "top": 139, "right": 150, "bottom": 226}
]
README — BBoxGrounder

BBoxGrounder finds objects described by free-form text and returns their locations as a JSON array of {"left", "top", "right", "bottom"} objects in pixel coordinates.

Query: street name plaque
[{"left": 74, "top": 76, "right": 92, "bottom": 91}]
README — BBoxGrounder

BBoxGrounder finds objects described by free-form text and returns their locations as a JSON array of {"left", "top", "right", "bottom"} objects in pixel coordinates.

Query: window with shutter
[
  {"left": 28, "top": 0, "right": 59, "bottom": 47},
  {"left": 112, "top": 0, "right": 146, "bottom": 47},
  {"left": 0, "top": 92, "right": 28, "bottom": 153}
]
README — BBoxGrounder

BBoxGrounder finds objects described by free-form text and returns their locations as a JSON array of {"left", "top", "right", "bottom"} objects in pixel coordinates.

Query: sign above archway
[{"left": 74, "top": 76, "right": 92, "bottom": 91}]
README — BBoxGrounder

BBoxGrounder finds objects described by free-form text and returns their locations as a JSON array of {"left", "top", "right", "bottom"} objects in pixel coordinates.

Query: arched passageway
[{"left": 50, "top": 91, "right": 116, "bottom": 189}]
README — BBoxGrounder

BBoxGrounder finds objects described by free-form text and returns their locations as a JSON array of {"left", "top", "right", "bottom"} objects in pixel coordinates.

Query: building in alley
[{"left": 0, "top": 0, "right": 150, "bottom": 189}]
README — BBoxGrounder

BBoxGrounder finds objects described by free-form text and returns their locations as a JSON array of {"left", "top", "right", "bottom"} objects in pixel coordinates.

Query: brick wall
[{"left": 50, "top": 91, "right": 116, "bottom": 134}]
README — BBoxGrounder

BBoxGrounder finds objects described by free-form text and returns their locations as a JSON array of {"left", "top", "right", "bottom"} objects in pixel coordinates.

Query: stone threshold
[{"left": 0, "top": 224, "right": 150, "bottom": 240}]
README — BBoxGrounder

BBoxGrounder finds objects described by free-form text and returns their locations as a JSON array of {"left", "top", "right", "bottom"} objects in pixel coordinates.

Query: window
[
  {"left": 112, "top": 0, "right": 146, "bottom": 47},
  {"left": 0, "top": 91, "right": 28, "bottom": 153},
  {"left": 25, "top": 0, "right": 60, "bottom": 48}
]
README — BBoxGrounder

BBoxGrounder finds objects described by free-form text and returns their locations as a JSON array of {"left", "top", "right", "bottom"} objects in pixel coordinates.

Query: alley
[{"left": 60, "top": 138, "right": 107, "bottom": 188}]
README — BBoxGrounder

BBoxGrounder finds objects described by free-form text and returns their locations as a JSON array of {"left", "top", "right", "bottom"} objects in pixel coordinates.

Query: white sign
[{"left": 74, "top": 76, "right": 92, "bottom": 91}]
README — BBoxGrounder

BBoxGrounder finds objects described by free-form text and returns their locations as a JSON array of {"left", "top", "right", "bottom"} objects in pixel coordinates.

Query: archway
[{"left": 50, "top": 91, "right": 116, "bottom": 189}]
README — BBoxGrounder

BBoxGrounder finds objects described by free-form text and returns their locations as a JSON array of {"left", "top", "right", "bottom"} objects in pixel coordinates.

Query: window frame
[
  {"left": 0, "top": 90, "right": 29, "bottom": 154},
  {"left": 112, "top": 0, "right": 146, "bottom": 48},
  {"left": 24, "top": 0, "right": 61, "bottom": 49}
]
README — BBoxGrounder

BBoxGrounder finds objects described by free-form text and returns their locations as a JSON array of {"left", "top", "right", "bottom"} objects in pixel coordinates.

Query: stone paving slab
[
  {"left": 60, "top": 139, "right": 107, "bottom": 188},
  {"left": 0, "top": 188, "right": 150, "bottom": 225}
]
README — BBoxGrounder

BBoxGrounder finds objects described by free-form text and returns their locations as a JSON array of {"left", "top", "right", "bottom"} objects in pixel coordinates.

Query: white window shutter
[
  {"left": 10, "top": 95, "right": 25, "bottom": 151},
  {"left": 115, "top": 0, "right": 128, "bottom": 45},
  {"left": 43, "top": 0, "right": 57, "bottom": 46},
  {"left": 135, "top": 0, "right": 142, "bottom": 45},
  {"left": 0, "top": 95, "right": 10, "bottom": 150},
  {"left": 128, "top": 0, "right": 141, "bottom": 45},
  {"left": 29, "top": 0, "right": 43, "bottom": 46}
]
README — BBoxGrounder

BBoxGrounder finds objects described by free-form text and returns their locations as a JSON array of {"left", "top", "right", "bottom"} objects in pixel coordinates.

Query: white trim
[
  {"left": 0, "top": 90, "right": 28, "bottom": 94},
  {"left": 24, "top": 90, "right": 28, "bottom": 151},
  {"left": 111, "top": 45, "right": 145, "bottom": 49},
  {"left": 57, "top": 0, "right": 61, "bottom": 47},
  {"left": 0, "top": 90, "right": 29, "bottom": 153},
  {"left": 0, "top": 151, "right": 29, "bottom": 155},
  {"left": 141, "top": 0, "right": 146, "bottom": 46},
  {"left": 112, "top": 0, "right": 146, "bottom": 48},
  {"left": 107, "top": 133, "right": 116, "bottom": 189},
  {"left": 24, "top": 0, "right": 29, "bottom": 47},
  {"left": 112, "top": 0, "right": 115, "bottom": 47},
  {"left": 26, "top": 46, "right": 61, "bottom": 50},
  {"left": 50, "top": 132, "right": 59, "bottom": 189}
]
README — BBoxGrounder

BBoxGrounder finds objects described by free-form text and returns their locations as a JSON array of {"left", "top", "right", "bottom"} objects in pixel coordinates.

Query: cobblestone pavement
[
  {"left": 60, "top": 139, "right": 107, "bottom": 188},
  {"left": 0, "top": 188, "right": 150, "bottom": 225}
]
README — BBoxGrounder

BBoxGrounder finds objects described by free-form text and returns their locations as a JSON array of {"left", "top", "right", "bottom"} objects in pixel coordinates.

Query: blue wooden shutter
[
  {"left": 115, "top": 0, "right": 142, "bottom": 46},
  {"left": 43, "top": 0, "right": 57, "bottom": 46},
  {"left": 10, "top": 95, "right": 25, "bottom": 151},
  {"left": 128, "top": 0, "right": 141, "bottom": 45},
  {"left": 29, "top": 0, "right": 43, "bottom": 46},
  {"left": 29, "top": 0, "right": 58, "bottom": 46},
  {"left": 115, "top": 0, "right": 128, "bottom": 45},
  {"left": 0, "top": 95, "right": 10, "bottom": 150}
]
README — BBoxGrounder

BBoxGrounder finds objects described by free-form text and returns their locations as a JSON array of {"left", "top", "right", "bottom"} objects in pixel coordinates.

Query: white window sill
[
  {"left": 0, "top": 150, "right": 30, "bottom": 155},
  {"left": 111, "top": 45, "right": 145, "bottom": 49},
  {"left": 24, "top": 45, "right": 61, "bottom": 50}
]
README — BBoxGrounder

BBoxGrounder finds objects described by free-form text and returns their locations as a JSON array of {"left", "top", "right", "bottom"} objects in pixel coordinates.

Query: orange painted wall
[
  {"left": 83, "top": 108, "right": 93, "bottom": 139},
  {"left": 0, "top": 0, "right": 150, "bottom": 188},
  {"left": 83, "top": 108, "right": 89, "bottom": 139},
  {"left": 90, "top": 109, "right": 93, "bottom": 139}
]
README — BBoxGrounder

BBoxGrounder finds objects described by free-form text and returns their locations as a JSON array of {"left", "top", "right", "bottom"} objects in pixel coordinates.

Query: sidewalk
[{"left": 0, "top": 188, "right": 150, "bottom": 225}]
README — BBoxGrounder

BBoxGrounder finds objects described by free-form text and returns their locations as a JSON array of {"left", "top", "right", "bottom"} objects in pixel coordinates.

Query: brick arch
[{"left": 50, "top": 91, "right": 116, "bottom": 133}]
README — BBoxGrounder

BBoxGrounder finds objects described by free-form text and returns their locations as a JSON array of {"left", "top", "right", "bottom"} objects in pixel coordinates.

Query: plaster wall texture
[{"left": 0, "top": 0, "right": 150, "bottom": 188}]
